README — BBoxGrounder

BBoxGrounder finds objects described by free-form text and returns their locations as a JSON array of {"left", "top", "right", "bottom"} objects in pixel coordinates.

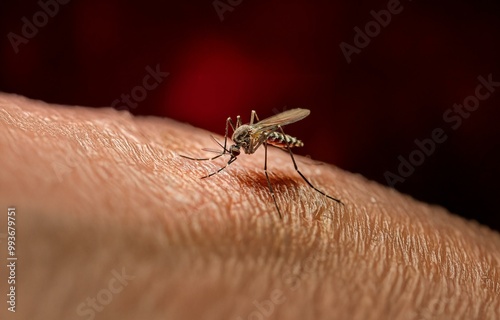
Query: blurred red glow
[{"left": 164, "top": 36, "right": 299, "bottom": 128}]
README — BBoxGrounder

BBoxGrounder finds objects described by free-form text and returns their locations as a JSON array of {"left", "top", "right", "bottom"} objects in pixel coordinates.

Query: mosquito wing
[{"left": 253, "top": 108, "right": 310, "bottom": 132}]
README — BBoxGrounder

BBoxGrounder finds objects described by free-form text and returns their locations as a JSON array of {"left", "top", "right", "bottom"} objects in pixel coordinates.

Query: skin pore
[{"left": 0, "top": 92, "right": 499, "bottom": 320}]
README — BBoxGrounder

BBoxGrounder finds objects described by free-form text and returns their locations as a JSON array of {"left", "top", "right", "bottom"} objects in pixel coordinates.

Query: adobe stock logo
[
  {"left": 110, "top": 64, "right": 169, "bottom": 111},
  {"left": 340, "top": 0, "right": 410, "bottom": 64},
  {"left": 76, "top": 268, "right": 135, "bottom": 320},
  {"left": 384, "top": 73, "right": 499, "bottom": 187},
  {"left": 7, "top": 0, "right": 71, "bottom": 54},
  {"left": 235, "top": 253, "right": 325, "bottom": 320},
  {"left": 212, "top": 0, "right": 243, "bottom": 21}
]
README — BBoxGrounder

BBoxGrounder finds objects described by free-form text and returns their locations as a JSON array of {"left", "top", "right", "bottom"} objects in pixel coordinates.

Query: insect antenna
[{"left": 179, "top": 135, "right": 229, "bottom": 161}]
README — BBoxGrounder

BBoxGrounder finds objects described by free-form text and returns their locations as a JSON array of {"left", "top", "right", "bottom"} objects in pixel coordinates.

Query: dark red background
[{"left": 1, "top": 0, "right": 499, "bottom": 230}]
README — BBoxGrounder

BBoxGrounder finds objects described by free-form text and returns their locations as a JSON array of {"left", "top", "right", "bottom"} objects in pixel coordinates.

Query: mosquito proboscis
[{"left": 180, "top": 108, "right": 343, "bottom": 218}]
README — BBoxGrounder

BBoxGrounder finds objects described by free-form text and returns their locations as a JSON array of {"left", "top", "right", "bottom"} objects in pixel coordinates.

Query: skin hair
[{"left": 1, "top": 93, "right": 499, "bottom": 320}]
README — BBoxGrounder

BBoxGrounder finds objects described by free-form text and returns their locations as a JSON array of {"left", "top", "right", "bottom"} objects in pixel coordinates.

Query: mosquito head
[{"left": 232, "top": 125, "right": 251, "bottom": 151}]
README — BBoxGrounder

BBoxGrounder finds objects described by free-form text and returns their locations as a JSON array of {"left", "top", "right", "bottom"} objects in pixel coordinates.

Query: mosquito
[{"left": 180, "top": 108, "right": 343, "bottom": 218}]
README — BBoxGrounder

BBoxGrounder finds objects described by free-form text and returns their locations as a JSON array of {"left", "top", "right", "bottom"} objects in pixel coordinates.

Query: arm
[{"left": 0, "top": 93, "right": 499, "bottom": 320}]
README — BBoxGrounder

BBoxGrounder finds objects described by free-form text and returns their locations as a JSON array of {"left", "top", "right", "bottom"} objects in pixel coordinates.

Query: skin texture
[{"left": 0, "top": 92, "right": 499, "bottom": 320}]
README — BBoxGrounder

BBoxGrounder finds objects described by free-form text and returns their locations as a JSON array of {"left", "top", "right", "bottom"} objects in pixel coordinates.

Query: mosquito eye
[{"left": 231, "top": 146, "right": 240, "bottom": 156}]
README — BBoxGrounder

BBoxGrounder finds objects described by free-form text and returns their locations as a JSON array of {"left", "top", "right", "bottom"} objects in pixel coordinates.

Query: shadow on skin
[{"left": 230, "top": 169, "right": 339, "bottom": 220}]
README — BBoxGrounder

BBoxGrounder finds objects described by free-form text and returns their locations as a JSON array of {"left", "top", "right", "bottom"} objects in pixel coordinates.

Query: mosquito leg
[
  {"left": 227, "top": 117, "right": 236, "bottom": 131},
  {"left": 180, "top": 134, "right": 228, "bottom": 161},
  {"left": 254, "top": 111, "right": 260, "bottom": 122},
  {"left": 202, "top": 156, "right": 237, "bottom": 179},
  {"left": 179, "top": 153, "right": 225, "bottom": 162},
  {"left": 264, "top": 142, "right": 283, "bottom": 219},
  {"left": 224, "top": 117, "right": 237, "bottom": 152},
  {"left": 250, "top": 110, "right": 261, "bottom": 126},
  {"left": 277, "top": 125, "right": 343, "bottom": 205}
]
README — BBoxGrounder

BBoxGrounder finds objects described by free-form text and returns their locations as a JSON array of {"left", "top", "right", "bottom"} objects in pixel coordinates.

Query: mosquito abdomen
[{"left": 267, "top": 132, "right": 304, "bottom": 148}]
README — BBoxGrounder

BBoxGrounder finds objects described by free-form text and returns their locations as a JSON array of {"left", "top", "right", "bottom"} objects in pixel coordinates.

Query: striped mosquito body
[
  {"left": 180, "top": 108, "right": 343, "bottom": 218},
  {"left": 266, "top": 131, "right": 304, "bottom": 149}
]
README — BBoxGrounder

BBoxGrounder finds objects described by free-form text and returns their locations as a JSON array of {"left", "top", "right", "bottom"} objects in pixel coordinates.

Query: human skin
[{"left": 0, "top": 93, "right": 499, "bottom": 320}]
